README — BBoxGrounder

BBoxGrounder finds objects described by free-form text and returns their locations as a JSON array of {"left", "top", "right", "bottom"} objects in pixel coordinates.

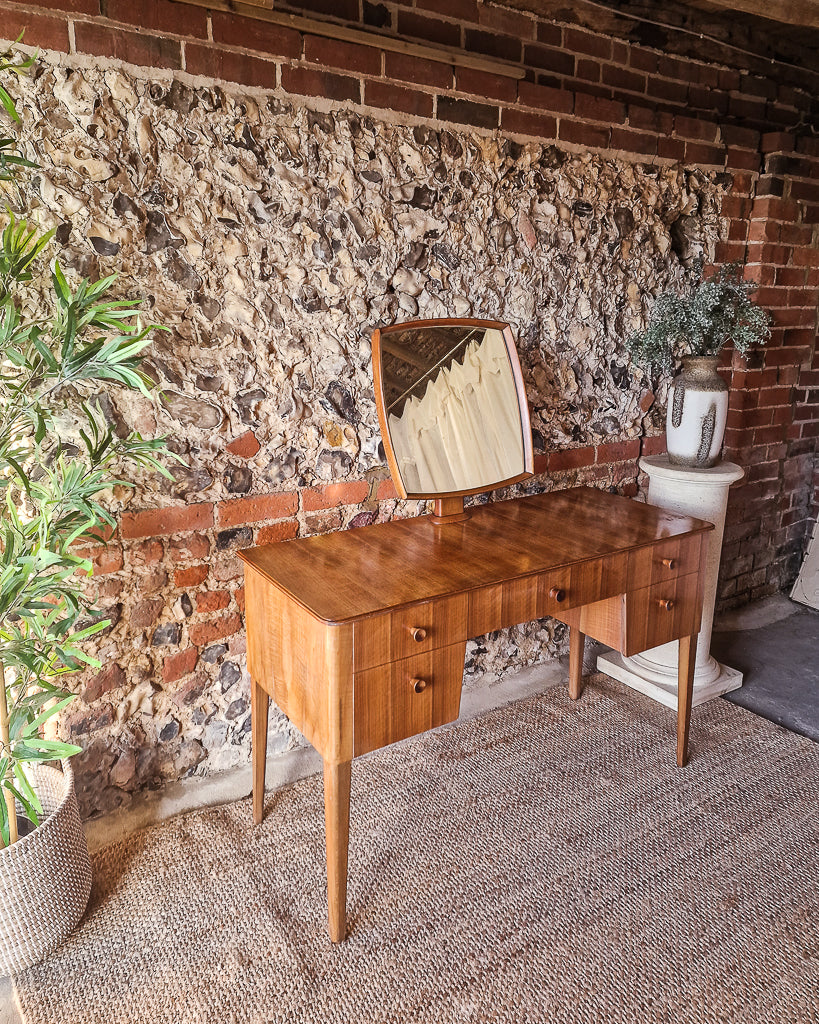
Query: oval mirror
[{"left": 372, "top": 318, "right": 533, "bottom": 500}]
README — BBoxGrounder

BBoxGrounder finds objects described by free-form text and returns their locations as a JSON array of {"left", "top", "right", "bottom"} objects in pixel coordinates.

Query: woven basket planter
[{"left": 0, "top": 760, "right": 92, "bottom": 976}]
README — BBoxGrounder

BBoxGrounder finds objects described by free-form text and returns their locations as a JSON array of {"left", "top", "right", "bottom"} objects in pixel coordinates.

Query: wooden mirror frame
[{"left": 372, "top": 317, "right": 534, "bottom": 522}]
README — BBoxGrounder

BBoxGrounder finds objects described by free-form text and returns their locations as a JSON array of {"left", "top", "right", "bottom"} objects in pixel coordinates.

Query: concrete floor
[{"left": 1, "top": 594, "right": 816, "bottom": 1020}]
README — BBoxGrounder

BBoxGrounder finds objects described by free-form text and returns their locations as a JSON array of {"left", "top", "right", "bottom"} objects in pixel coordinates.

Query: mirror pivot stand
[{"left": 430, "top": 496, "right": 471, "bottom": 525}]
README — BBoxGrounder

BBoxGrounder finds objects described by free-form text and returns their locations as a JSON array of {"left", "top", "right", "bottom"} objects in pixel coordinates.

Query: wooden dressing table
[{"left": 240, "top": 485, "right": 712, "bottom": 942}]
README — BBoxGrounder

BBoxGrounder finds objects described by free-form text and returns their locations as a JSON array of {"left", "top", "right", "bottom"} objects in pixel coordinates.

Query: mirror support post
[{"left": 430, "top": 497, "right": 471, "bottom": 525}]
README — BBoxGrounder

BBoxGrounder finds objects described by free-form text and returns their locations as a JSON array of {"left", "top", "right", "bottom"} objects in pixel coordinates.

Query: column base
[{"left": 596, "top": 650, "right": 743, "bottom": 710}]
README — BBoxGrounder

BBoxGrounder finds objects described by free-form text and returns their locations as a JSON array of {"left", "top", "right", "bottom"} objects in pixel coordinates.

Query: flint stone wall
[{"left": 7, "top": 56, "right": 724, "bottom": 816}]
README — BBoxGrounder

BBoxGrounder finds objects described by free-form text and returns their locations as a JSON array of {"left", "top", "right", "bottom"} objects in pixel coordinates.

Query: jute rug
[{"left": 13, "top": 677, "right": 819, "bottom": 1024}]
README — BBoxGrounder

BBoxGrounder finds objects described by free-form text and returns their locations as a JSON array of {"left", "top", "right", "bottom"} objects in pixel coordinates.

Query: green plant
[
  {"left": 626, "top": 263, "right": 772, "bottom": 374},
  {"left": 0, "top": 44, "right": 172, "bottom": 847}
]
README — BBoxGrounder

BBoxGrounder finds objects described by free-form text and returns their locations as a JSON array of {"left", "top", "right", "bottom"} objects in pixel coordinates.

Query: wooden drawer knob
[
  {"left": 549, "top": 587, "right": 566, "bottom": 603},
  {"left": 409, "top": 627, "right": 427, "bottom": 642},
  {"left": 657, "top": 598, "right": 675, "bottom": 611},
  {"left": 410, "top": 677, "right": 427, "bottom": 694},
  {"left": 661, "top": 558, "right": 676, "bottom": 569}
]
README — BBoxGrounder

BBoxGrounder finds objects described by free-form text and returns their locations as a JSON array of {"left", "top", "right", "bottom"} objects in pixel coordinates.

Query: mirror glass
[{"left": 373, "top": 319, "right": 533, "bottom": 499}]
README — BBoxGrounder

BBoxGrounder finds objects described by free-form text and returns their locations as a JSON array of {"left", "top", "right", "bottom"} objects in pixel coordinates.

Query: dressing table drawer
[
  {"left": 354, "top": 594, "right": 468, "bottom": 671},
  {"left": 353, "top": 642, "right": 466, "bottom": 756},
  {"left": 536, "top": 553, "right": 629, "bottom": 617},
  {"left": 623, "top": 572, "right": 702, "bottom": 656},
  {"left": 627, "top": 535, "right": 703, "bottom": 589}
]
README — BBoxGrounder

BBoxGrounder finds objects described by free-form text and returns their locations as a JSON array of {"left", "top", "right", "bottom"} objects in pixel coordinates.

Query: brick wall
[{"left": 2, "top": 0, "right": 818, "bottom": 630}]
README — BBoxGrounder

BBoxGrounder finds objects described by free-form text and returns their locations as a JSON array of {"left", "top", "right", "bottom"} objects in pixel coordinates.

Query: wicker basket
[{"left": 0, "top": 759, "right": 92, "bottom": 976}]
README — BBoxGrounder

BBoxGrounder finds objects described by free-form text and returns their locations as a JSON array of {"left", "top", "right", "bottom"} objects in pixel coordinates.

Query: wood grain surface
[{"left": 239, "top": 487, "right": 713, "bottom": 625}]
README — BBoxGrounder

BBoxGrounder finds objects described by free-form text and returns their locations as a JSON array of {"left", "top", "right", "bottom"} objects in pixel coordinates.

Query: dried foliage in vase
[{"left": 626, "top": 262, "right": 772, "bottom": 374}]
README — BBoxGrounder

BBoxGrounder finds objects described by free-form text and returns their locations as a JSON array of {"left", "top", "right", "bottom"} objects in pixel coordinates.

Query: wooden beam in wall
[
  {"left": 179, "top": 0, "right": 527, "bottom": 79},
  {"left": 698, "top": 0, "right": 819, "bottom": 29}
]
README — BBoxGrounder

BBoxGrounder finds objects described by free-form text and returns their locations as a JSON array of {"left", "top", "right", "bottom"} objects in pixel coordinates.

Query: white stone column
[{"left": 597, "top": 455, "right": 745, "bottom": 709}]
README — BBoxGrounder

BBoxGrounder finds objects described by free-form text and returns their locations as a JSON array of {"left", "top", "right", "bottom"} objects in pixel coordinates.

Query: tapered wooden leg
[
  {"left": 251, "top": 679, "right": 269, "bottom": 825},
  {"left": 677, "top": 633, "right": 696, "bottom": 767},
  {"left": 323, "top": 759, "right": 352, "bottom": 944},
  {"left": 569, "top": 627, "right": 586, "bottom": 701}
]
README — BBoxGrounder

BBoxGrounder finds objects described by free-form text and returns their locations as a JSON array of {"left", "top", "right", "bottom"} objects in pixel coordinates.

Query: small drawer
[
  {"left": 536, "top": 552, "right": 629, "bottom": 617},
  {"left": 624, "top": 572, "right": 702, "bottom": 657},
  {"left": 353, "top": 642, "right": 465, "bottom": 756},
  {"left": 354, "top": 594, "right": 468, "bottom": 671},
  {"left": 627, "top": 535, "right": 703, "bottom": 589}
]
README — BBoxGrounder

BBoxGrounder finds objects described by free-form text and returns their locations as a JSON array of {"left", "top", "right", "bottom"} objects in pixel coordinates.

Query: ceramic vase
[{"left": 666, "top": 355, "right": 728, "bottom": 468}]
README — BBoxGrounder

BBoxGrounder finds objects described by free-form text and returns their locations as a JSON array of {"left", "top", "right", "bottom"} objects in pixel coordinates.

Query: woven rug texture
[{"left": 13, "top": 676, "right": 819, "bottom": 1024}]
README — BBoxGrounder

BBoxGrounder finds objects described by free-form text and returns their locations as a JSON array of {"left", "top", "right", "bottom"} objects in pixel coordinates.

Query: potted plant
[
  {"left": 626, "top": 262, "right": 772, "bottom": 468},
  {"left": 0, "top": 45, "right": 171, "bottom": 974}
]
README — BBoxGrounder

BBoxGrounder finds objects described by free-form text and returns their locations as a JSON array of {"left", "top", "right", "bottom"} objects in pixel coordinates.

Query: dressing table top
[{"left": 238, "top": 486, "right": 712, "bottom": 625}]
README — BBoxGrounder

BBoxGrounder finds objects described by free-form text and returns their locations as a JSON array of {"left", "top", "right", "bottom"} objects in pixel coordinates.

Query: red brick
[
  {"left": 455, "top": 67, "right": 518, "bottom": 104},
  {"left": 463, "top": 28, "right": 521, "bottom": 63},
  {"left": 163, "top": 647, "right": 197, "bottom": 684},
  {"left": 0, "top": 9, "right": 69, "bottom": 52},
  {"left": 121, "top": 503, "right": 213, "bottom": 539},
  {"left": 234, "top": 586, "right": 246, "bottom": 614},
  {"left": 575, "top": 58, "right": 601, "bottom": 83},
  {"left": 168, "top": 533, "right": 211, "bottom": 560},
  {"left": 127, "top": 538, "right": 165, "bottom": 565},
  {"left": 596, "top": 439, "right": 641, "bottom": 464},
  {"left": 256, "top": 519, "right": 299, "bottom": 545},
  {"left": 564, "top": 27, "right": 611, "bottom": 59},
  {"left": 75, "top": 543, "right": 123, "bottom": 576},
  {"left": 74, "top": 23, "right": 181, "bottom": 67},
  {"left": 548, "top": 446, "right": 595, "bottom": 472},
  {"left": 437, "top": 96, "right": 499, "bottom": 129},
  {"left": 218, "top": 492, "right": 298, "bottom": 528},
  {"left": 301, "top": 481, "right": 369, "bottom": 511},
  {"left": 574, "top": 91, "right": 624, "bottom": 124},
  {"left": 683, "top": 142, "right": 725, "bottom": 167},
  {"left": 83, "top": 663, "right": 125, "bottom": 704},
  {"left": 657, "top": 136, "right": 686, "bottom": 162},
  {"left": 642, "top": 434, "right": 667, "bottom": 457},
  {"left": 106, "top": 0, "right": 208, "bottom": 38},
  {"left": 673, "top": 114, "right": 719, "bottom": 143},
  {"left": 188, "top": 613, "right": 243, "bottom": 647},
  {"left": 224, "top": 430, "right": 261, "bottom": 459},
  {"left": 397, "top": 10, "right": 461, "bottom": 48},
  {"left": 524, "top": 43, "right": 575, "bottom": 78},
  {"left": 628, "top": 104, "right": 674, "bottom": 136},
  {"left": 174, "top": 564, "right": 208, "bottom": 588},
  {"left": 384, "top": 51, "right": 451, "bottom": 90},
  {"left": 282, "top": 66, "right": 360, "bottom": 103},
  {"left": 559, "top": 119, "right": 610, "bottom": 150},
  {"left": 305, "top": 508, "right": 343, "bottom": 533},
  {"left": 502, "top": 109, "right": 557, "bottom": 140},
  {"left": 185, "top": 43, "right": 277, "bottom": 88},
  {"left": 195, "top": 590, "right": 231, "bottom": 614},
  {"left": 210, "top": 11, "right": 301, "bottom": 59},
  {"left": 416, "top": 0, "right": 478, "bottom": 19},
  {"left": 377, "top": 478, "right": 398, "bottom": 501},
  {"left": 304, "top": 34, "right": 381, "bottom": 76},
  {"left": 610, "top": 127, "right": 657, "bottom": 157},
  {"left": 600, "top": 64, "right": 645, "bottom": 94},
  {"left": 25, "top": 0, "right": 98, "bottom": 10},
  {"left": 629, "top": 47, "right": 657, "bottom": 73},
  {"left": 365, "top": 81, "right": 433, "bottom": 118},
  {"left": 726, "top": 149, "right": 760, "bottom": 172},
  {"left": 477, "top": 3, "right": 534, "bottom": 38},
  {"left": 517, "top": 81, "right": 573, "bottom": 114},
  {"left": 760, "top": 131, "right": 795, "bottom": 153},
  {"left": 536, "top": 21, "right": 562, "bottom": 46}
]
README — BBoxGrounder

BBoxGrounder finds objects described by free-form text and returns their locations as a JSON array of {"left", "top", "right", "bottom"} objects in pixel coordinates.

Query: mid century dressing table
[{"left": 239, "top": 319, "right": 713, "bottom": 943}]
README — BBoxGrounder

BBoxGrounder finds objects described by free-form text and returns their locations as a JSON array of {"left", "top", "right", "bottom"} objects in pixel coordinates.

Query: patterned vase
[{"left": 666, "top": 355, "right": 729, "bottom": 468}]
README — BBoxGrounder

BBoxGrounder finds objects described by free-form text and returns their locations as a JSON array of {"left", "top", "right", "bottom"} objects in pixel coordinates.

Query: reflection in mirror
[{"left": 373, "top": 319, "right": 533, "bottom": 499}]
